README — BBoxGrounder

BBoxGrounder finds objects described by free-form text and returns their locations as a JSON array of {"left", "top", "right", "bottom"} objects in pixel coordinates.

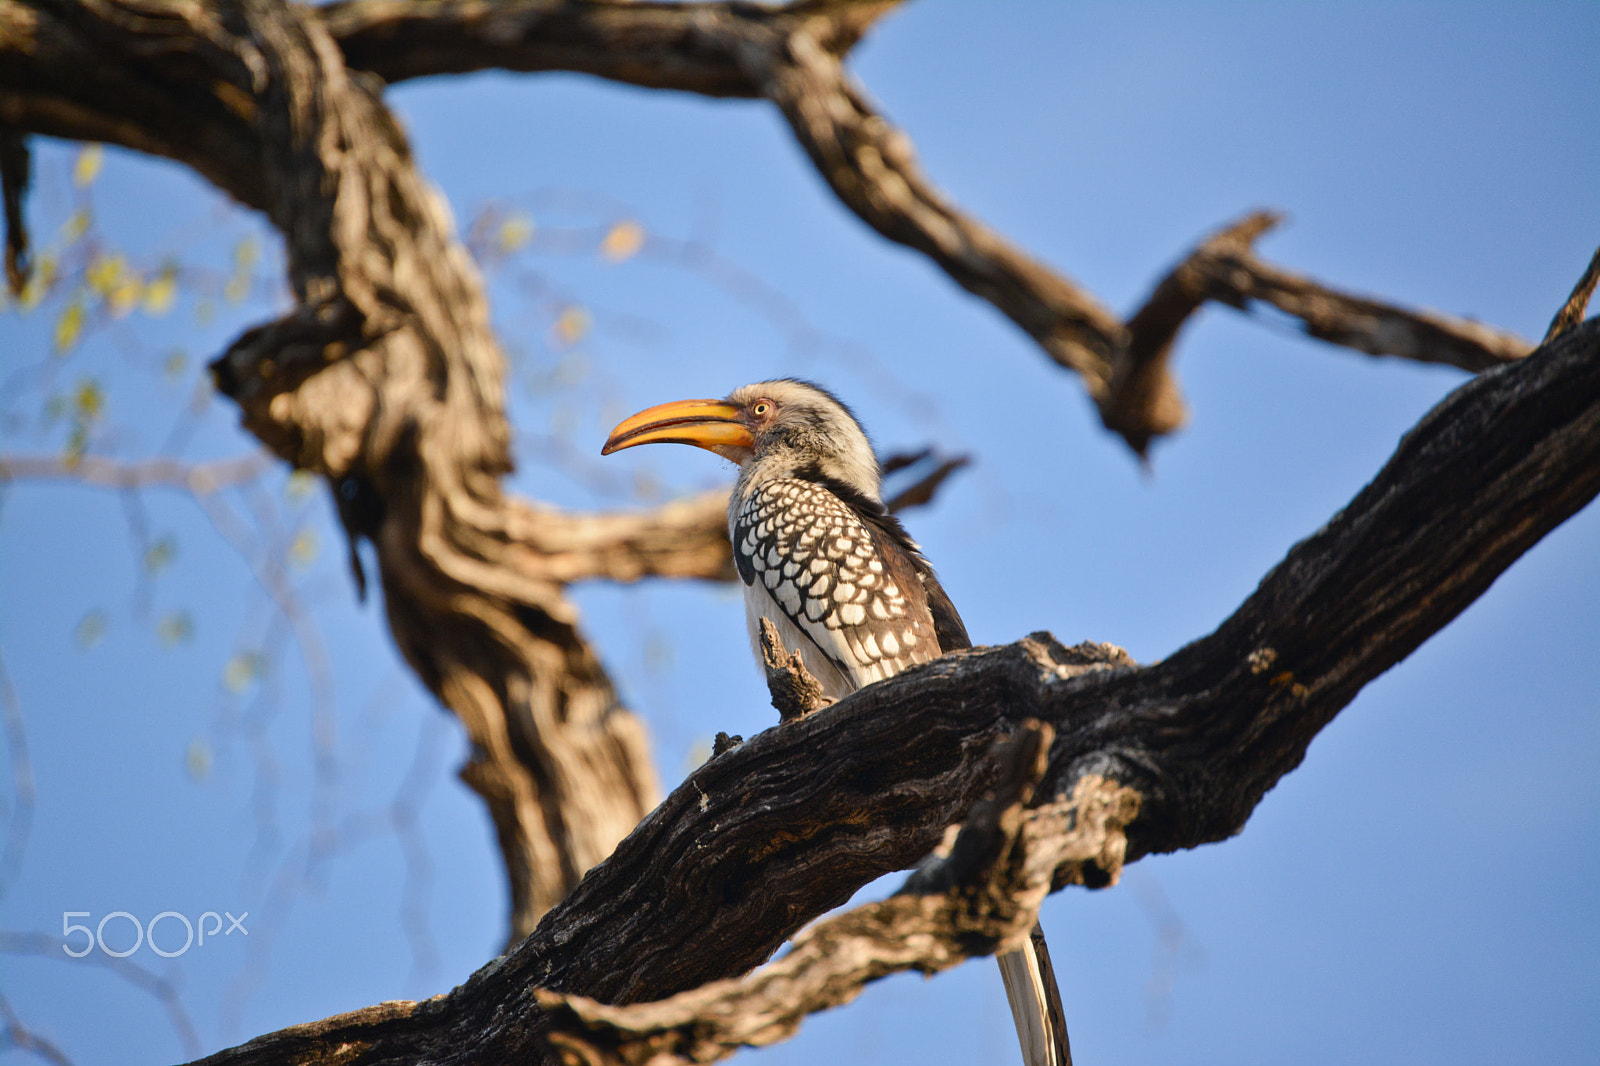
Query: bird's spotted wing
[{"left": 732, "top": 478, "right": 940, "bottom": 689}]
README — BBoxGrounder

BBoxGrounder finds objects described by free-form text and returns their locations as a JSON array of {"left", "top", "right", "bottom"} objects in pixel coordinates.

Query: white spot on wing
[{"left": 776, "top": 581, "right": 801, "bottom": 614}]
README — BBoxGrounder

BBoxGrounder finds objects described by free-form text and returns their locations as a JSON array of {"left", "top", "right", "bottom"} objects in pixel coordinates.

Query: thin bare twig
[
  {"left": 0, "top": 452, "right": 272, "bottom": 494},
  {"left": 0, "top": 989, "right": 73, "bottom": 1066},
  {"left": 0, "top": 930, "right": 201, "bottom": 1059},
  {"left": 0, "top": 651, "right": 32, "bottom": 901},
  {"left": 1545, "top": 243, "right": 1600, "bottom": 343}
]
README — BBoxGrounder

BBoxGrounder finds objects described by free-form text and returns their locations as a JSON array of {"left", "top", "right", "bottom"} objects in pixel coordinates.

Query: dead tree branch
[
  {"left": 1546, "top": 243, "right": 1600, "bottom": 343},
  {"left": 191, "top": 319, "right": 1600, "bottom": 1065},
  {"left": 324, "top": 0, "right": 1532, "bottom": 454},
  {"left": 0, "top": 452, "right": 271, "bottom": 493},
  {"left": 535, "top": 722, "right": 1087, "bottom": 1066}
]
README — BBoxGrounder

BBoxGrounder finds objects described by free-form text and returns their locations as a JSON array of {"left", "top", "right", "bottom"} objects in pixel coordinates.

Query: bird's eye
[{"left": 752, "top": 402, "right": 771, "bottom": 416}]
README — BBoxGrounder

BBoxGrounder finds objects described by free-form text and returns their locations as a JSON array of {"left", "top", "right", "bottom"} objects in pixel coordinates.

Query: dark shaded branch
[
  {"left": 1151, "top": 212, "right": 1534, "bottom": 373},
  {"left": 883, "top": 451, "right": 972, "bottom": 512},
  {"left": 1111, "top": 210, "right": 1532, "bottom": 452},
  {"left": 534, "top": 723, "right": 1097, "bottom": 1066},
  {"left": 0, "top": 127, "right": 28, "bottom": 294},
  {"left": 321, "top": 0, "right": 903, "bottom": 94},
  {"left": 194, "top": 319, "right": 1599, "bottom": 1065}
]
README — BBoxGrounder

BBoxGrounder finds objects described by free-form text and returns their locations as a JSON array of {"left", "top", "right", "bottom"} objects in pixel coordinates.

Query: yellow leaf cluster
[
  {"left": 53, "top": 300, "right": 85, "bottom": 354},
  {"left": 497, "top": 213, "right": 535, "bottom": 254},
  {"left": 72, "top": 144, "right": 103, "bottom": 188},
  {"left": 289, "top": 527, "right": 318, "bottom": 570},
  {"left": 143, "top": 265, "right": 178, "bottom": 315},
  {"left": 553, "top": 306, "right": 591, "bottom": 346},
  {"left": 85, "top": 253, "right": 124, "bottom": 295},
  {"left": 62, "top": 209, "right": 91, "bottom": 242}
]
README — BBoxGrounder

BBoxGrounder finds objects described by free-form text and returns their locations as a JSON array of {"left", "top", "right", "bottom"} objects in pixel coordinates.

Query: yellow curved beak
[{"left": 601, "top": 399, "right": 754, "bottom": 456}]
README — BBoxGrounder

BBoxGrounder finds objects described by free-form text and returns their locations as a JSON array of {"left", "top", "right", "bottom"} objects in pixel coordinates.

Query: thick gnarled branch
[
  {"left": 193, "top": 321, "right": 1600, "bottom": 1065},
  {"left": 534, "top": 723, "right": 1125, "bottom": 1066}
]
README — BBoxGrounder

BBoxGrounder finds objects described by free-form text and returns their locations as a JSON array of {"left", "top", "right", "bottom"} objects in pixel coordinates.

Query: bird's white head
[{"left": 602, "top": 378, "right": 882, "bottom": 503}]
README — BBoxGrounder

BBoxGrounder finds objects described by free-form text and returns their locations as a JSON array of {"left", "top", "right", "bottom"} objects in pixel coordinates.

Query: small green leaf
[
  {"left": 157, "top": 610, "right": 194, "bottom": 647},
  {"left": 497, "top": 213, "right": 535, "bottom": 254},
  {"left": 222, "top": 651, "right": 263, "bottom": 693},
  {"left": 74, "top": 609, "right": 107, "bottom": 649},
  {"left": 185, "top": 735, "right": 213, "bottom": 781},
  {"left": 72, "top": 378, "right": 104, "bottom": 422},
  {"left": 644, "top": 632, "right": 674, "bottom": 674},
  {"left": 61, "top": 208, "right": 92, "bottom": 242},
  {"left": 109, "top": 276, "right": 142, "bottom": 318},
  {"left": 144, "top": 535, "right": 177, "bottom": 575}
]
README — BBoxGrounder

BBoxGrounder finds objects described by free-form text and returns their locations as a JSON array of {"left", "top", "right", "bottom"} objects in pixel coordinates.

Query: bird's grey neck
[{"left": 734, "top": 449, "right": 883, "bottom": 510}]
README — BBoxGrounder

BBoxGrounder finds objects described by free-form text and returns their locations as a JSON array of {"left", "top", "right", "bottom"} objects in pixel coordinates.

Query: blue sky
[{"left": 1, "top": 3, "right": 1596, "bottom": 1064}]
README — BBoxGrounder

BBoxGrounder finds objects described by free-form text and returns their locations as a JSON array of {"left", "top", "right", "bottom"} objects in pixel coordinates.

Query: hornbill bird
[{"left": 603, "top": 378, "right": 1072, "bottom": 1066}]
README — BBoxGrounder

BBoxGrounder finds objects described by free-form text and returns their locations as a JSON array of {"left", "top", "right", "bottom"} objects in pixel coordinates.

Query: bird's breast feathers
[{"left": 732, "top": 478, "right": 939, "bottom": 697}]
